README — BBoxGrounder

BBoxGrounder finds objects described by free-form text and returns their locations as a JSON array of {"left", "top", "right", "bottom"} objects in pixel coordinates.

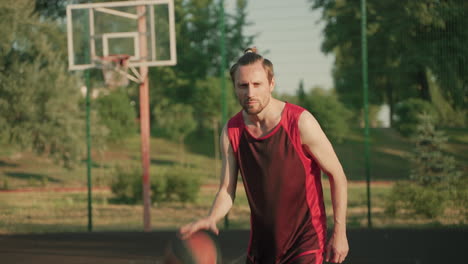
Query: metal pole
[
  {"left": 138, "top": 5, "right": 152, "bottom": 232},
  {"left": 219, "top": 0, "right": 229, "bottom": 229},
  {"left": 361, "top": 0, "right": 372, "bottom": 228},
  {"left": 220, "top": 1, "right": 227, "bottom": 124},
  {"left": 85, "top": 69, "right": 93, "bottom": 232},
  {"left": 84, "top": 1, "right": 93, "bottom": 232}
]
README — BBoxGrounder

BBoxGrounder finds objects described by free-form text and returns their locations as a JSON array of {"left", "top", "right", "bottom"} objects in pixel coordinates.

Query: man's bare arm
[
  {"left": 298, "top": 111, "right": 349, "bottom": 263},
  {"left": 179, "top": 124, "right": 238, "bottom": 238}
]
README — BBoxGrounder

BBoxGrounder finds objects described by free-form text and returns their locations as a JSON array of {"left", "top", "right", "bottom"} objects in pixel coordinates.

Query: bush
[
  {"left": 151, "top": 176, "right": 166, "bottom": 203},
  {"left": 164, "top": 168, "right": 201, "bottom": 202},
  {"left": 385, "top": 182, "right": 447, "bottom": 218},
  {"left": 110, "top": 166, "right": 201, "bottom": 204},
  {"left": 2, "top": 179, "right": 9, "bottom": 190},
  {"left": 95, "top": 90, "right": 137, "bottom": 143},
  {"left": 394, "top": 98, "right": 438, "bottom": 137},
  {"left": 110, "top": 166, "right": 141, "bottom": 204},
  {"left": 448, "top": 176, "right": 468, "bottom": 214}
]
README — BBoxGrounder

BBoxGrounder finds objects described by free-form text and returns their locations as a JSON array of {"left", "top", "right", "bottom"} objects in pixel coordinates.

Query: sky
[{"left": 228, "top": 0, "right": 334, "bottom": 95}]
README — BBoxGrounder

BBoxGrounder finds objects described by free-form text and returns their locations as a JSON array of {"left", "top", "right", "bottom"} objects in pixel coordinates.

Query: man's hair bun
[
  {"left": 230, "top": 46, "right": 274, "bottom": 84},
  {"left": 244, "top": 47, "right": 258, "bottom": 54}
]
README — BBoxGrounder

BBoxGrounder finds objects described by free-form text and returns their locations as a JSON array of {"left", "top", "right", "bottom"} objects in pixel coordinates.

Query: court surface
[{"left": 0, "top": 228, "right": 465, "bottom": 264}]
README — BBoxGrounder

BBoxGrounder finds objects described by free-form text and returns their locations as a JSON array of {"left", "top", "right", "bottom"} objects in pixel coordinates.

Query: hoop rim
[
  {"left": 96, "top": 54, "right": 144, "bottom": 84},
  {"left": 96, "top": 54, "right": 131, "bottom": 63}
]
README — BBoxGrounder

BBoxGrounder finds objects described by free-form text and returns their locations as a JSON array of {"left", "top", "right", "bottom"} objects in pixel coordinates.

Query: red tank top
[{"left": 227, "top": 102, "right": 327, "bottom": 264}]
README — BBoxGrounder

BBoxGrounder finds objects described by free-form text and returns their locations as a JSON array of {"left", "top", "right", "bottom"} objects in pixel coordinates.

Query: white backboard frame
[
  {"left": 66, "top": 0, "right": 177, "bottom": 71},
  {"left": 102, "top": 32, "right": 140, "bottom": 59}
]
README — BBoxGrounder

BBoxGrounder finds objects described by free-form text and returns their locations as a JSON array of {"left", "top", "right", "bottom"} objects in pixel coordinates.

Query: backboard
[{"left": 67, "top": 0, "right": 176, "bottom": 71}]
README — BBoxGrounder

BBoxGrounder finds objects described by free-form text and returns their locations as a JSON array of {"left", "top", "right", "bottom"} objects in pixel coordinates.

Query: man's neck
[{"left": 244, "top": 99, "right": 285, "bottom": 128}]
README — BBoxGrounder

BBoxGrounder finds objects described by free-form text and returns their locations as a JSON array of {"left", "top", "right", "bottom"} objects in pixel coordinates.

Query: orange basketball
[{"left": 164, "top": 230, "right": 221, "bottom": 264}]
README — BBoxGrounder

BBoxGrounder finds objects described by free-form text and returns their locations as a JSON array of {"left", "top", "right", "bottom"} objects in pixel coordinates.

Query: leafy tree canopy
[
  {"left": 296, "top": 86, "right": 352, "bottom": 143},
  {"left": 33, "top": 0, "right": 254, "bottom": 143},
  {"left": 1, "top": 0, "right": 105, "bottom": 167},
  {"left": 310, "top": 0, "right": 467, "bottom": 125}
]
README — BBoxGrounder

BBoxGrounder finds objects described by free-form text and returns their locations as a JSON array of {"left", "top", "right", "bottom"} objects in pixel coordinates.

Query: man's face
[{"left": 234, "top": 61, "right": 275, "bottom": 115}]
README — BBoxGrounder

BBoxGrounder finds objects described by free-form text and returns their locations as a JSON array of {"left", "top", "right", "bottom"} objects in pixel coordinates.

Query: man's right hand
[
  {"left": 179, "top": 217, "right": 219, "bottom": 240},
  {"left": 178, "top": 124, "right": 237, "bottom": 241}
]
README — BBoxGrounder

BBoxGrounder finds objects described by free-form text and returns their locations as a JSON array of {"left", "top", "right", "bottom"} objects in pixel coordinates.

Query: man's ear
[{"left": 269, "top": 77, "right": 275, "bottom": 92}]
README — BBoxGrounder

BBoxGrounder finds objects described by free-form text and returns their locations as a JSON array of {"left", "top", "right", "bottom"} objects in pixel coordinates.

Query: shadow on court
[{"left": 0, "top": 228, "right": 465, "bottom": 264}]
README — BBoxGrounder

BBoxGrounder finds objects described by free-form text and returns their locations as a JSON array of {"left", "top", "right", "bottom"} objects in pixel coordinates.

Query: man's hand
[
  {"left": 325, "top": 231, "right": 349, "bottom": 263},
  {"left": 179, "top": 217, "right": 219, "bottom": 240}
]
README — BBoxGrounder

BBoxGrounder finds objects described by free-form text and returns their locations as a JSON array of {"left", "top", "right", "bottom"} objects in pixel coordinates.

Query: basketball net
[{"left": 99, "top": 54, "right": 131, "bottom": 89}]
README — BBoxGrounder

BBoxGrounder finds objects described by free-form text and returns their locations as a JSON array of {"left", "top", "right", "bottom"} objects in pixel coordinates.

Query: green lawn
[
  {"left": 1, "top": 127, "right": 466, "bottom": 189},
  {"left": 334, "top": 127, "right": 467, "bottom": 180},
  {"left": 1, "top": 181, "right": 464, "bottom": 234},
  {"left": 335, "top": 128, "right": 413, "bottom": 181},
  {"left": 0, "top": 127, "right": 466, "bottom": 233},
  {"left": 0, "top": 135, "right": 220, "bottom": 190}
]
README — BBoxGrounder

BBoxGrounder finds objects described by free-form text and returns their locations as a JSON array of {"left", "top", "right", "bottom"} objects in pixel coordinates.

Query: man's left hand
[{"left": 325, "top": 231, "right": 349, "bottom": 263}]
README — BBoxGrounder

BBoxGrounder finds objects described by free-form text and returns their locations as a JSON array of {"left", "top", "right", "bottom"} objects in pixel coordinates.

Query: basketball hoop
[
  {"left": 98, "top": 54, "right": 131, "bottom": 89},
  {"left": 67, "top": 0, "right": 177, "bottom": 233}
]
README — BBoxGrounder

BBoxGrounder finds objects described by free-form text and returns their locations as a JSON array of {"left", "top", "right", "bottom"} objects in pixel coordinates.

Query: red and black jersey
[{"left": 227, "top": 103, "right": 327, "bottom": 264}]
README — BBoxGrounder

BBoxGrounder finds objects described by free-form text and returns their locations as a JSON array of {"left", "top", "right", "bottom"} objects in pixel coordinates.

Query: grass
[
  {"left": 0, "top": 127, "right": 466, "bottom": 234},
  {"left": 334, "top": 127, "right": 468, "bottom": 180},
  {"left": 334, "top": 128, "right": 413, "bottom": 181},
  {"left": 0, "top": 181, "right": 465, "bottom": 234},
  {"left": 0, "top": 136, "right": 220, "bottom": 190}
]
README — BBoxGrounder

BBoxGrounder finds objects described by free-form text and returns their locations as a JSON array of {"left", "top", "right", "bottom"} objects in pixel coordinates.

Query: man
[{"left": 180, "top": 48, "right": 349, "bottom": 264}]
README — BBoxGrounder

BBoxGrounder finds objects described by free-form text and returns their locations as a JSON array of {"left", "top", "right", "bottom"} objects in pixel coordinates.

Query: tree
[
  {"left": 385, "top": 113, "right": 464, "bottom": 218},
  {"left": 33, "top": 0, "right": 254, "bottom": 141},
  {"left": 298, "top": 87, "right": 352, "bottom": 143},
  {"left": 296, "top": 79, "right": 306, "bottom": 106},
  {"left": 34, "top": 0, "right": 72, "bottom": 20},
  {"left": 410, "top": 114, "right": 462, "bottom": 186},
  {"left": 95, "top": 90, "right": 137, "bottom": 143},
  {"left": 393, "top": 98, "right": 438, "bottom": 137},
  {"left": 0, "top": 0, "right": 106, "bottom": 167},
  {"left": 310, "top": 0, "right": 468, "bottom": 125},
  {"left": 147, "top": 0, "right": 253, "bottom": 126},
  {"left": 191, "top": 76, "right": 238, "bottom": 131},
  {"left": 152, "top": 98, "right": 197, "bottom": 164}
]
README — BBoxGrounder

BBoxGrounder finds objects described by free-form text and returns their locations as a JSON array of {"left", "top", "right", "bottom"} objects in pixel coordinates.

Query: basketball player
[{"left": 180, "top": 48, "right": 349, "bottom": 263}]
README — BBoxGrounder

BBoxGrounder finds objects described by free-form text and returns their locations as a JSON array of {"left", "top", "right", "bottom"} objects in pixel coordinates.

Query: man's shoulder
[
  {"left": 226, "top": 111, "right": 244, "bottom": 152},
  {"left": 284, "top": 102, "right": 307, "bottom": 120},
  {"left": 227, "top": 110, "right": 244, "bottom": 128}
]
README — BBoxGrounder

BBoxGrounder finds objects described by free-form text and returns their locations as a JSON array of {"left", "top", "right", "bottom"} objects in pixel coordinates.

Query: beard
[{"left": 240, "top": 97, "right": 269, "bottom": 115}]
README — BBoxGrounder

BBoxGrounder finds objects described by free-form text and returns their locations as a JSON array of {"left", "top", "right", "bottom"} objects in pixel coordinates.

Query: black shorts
[{"left": 288, "top": 252, "right": 322, "bottom": 264}]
